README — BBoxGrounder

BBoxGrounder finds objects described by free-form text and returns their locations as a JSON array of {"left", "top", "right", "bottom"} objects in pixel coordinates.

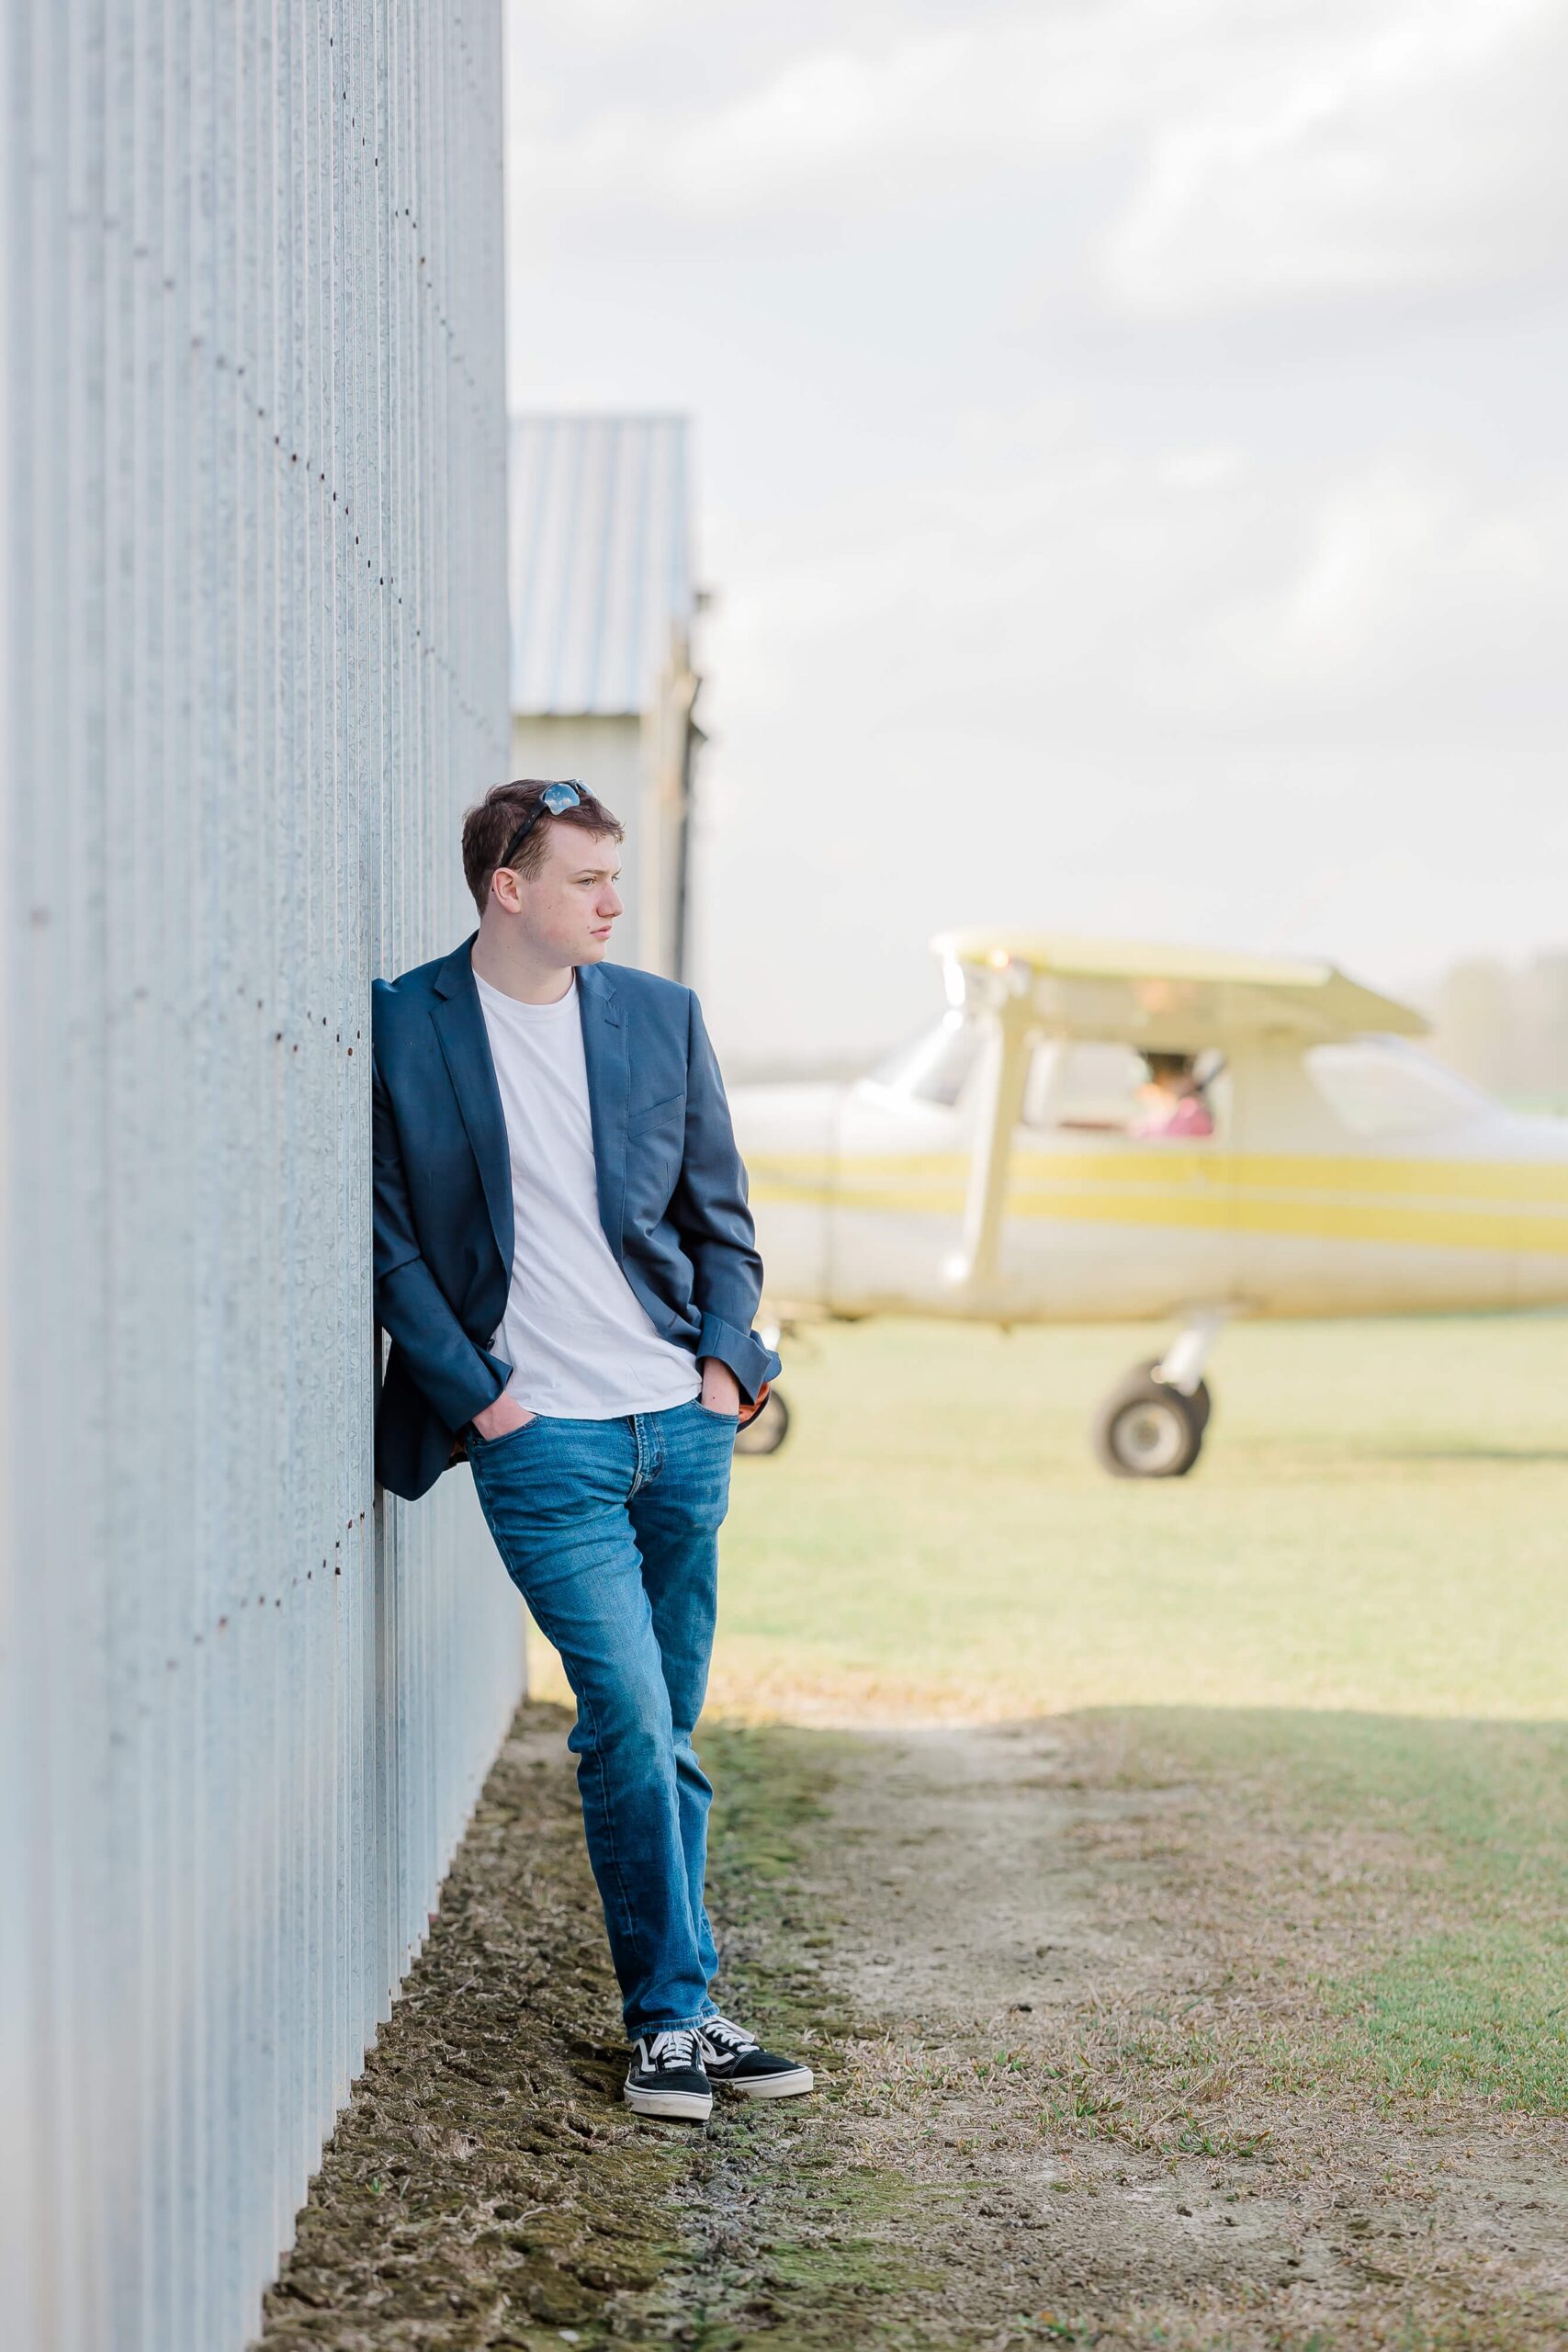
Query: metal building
[
  {"left": 0, "top": 9, "right": 520, "bottom": 2350},
  {"left": 509, "top": 414, "right": 705, "bottom": 978}
]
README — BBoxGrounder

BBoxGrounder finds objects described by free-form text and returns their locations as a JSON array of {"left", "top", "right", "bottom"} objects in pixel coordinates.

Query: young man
[{"left": 370, "top": 778, "right": 808, "bottom": 2123}]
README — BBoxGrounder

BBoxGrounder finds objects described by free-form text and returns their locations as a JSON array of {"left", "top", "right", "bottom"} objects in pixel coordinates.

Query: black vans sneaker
[
  {"left": 624, "top": 2028, "right": 714, "bottom": 2121},
  {"left": 698, "top": 2012, "right": 815, "bottom": 2099}
]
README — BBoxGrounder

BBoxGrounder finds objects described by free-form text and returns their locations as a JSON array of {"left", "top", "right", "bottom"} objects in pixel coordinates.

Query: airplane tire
[
  {"left": 1092, "top": 1364, "right": 1207, "bottom": 1479},
  {"left": 735, "top": 1388, "right": 790, "bottom": 1457}
]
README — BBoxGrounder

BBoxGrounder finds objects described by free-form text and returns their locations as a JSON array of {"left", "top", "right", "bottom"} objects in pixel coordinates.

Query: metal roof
[{"left": 509, "top": 414, "right": 694, "bottom": 717}]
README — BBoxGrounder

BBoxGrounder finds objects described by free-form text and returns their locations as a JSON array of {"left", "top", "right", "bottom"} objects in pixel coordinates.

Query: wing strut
[{"left": 950, "top": 989, "right": 1036, "bottom": 1295}]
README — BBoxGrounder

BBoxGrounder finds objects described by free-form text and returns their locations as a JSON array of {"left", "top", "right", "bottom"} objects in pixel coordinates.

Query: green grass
[
  {"left": 721, "top": 1313, "right": 1568, "bottom": 2117},
  {"left": 1089, "top": 1702, "right": 1568, "bottom": 2112},
  {"left": 1349, "top": 1923, "right": 1568, "bottom": 2105},
  {"left": 712, "top": 1312, "right": 1568, "bottom": 1722}
]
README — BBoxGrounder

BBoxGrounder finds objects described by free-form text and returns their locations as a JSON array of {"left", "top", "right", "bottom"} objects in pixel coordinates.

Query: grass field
[
  {"left": 744, "top": 1315, "right": 1568, "bottom": 2110},
  {"left": 710, "top": 1311, "right": 1568, "bottom": 1724}
]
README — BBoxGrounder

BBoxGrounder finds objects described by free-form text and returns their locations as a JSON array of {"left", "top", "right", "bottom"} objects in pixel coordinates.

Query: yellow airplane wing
[{"left": 931, "top": 929, "right": 1427, "bottom": 1045}]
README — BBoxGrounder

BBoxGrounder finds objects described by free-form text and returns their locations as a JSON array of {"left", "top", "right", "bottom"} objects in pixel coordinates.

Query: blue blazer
[{"left": 371, "top": 934, "right": 782, "bottom": 1500}]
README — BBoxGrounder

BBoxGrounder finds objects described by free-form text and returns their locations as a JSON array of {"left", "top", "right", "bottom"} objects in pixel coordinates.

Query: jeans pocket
[{"left": 468, "top": 1412, "right": 541, "bottom": 1454}]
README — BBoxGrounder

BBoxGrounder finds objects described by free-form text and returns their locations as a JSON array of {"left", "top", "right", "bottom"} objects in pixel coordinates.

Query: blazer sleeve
[
  {"left": 372, "top": 1040, "right": 512, "bottom": 1430},
  {"left": 670, "top": 989, "right": 784, "bottom": 1406}
]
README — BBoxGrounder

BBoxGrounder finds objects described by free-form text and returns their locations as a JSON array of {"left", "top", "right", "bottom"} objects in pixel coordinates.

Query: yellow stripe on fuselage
[{"left": 744, "top": 1148, "right": 1568, "bottom": 1255}]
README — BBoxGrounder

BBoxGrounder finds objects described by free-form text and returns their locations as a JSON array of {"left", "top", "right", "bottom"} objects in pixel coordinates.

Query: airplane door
[{"left": 1004, "top": 1040, "right": 1240, "bottom": 1319}]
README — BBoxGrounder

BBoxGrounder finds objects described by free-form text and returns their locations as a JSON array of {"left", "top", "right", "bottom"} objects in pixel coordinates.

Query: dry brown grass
[{"left": 780, "top": 1708, "right": 1568, "bottom": 2349}]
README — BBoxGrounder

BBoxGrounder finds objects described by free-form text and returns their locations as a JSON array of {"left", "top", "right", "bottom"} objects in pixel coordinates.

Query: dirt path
[
  {"left": 798, "top": 1715, "right": 1568, "bottom": 2346},
  {"left": 259, "top": 1703, "right": 1568, "bottom": 2351}
]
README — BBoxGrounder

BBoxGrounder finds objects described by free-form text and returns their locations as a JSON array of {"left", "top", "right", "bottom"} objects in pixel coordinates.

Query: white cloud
[
  {"left": 503, "top": 0, "right": 1567, "bottom": 1057},
  {"left": 1185, "top": 461, "right": 1568, "bottom": 726},
  {"left": 512, "top": 0, "right": 1568, "bottom": 311},
  {"left": 708, "top": 425, "right": 1565, "bottom": 752},
  {"left": 512, "top": 23, "right": 1071, "bottom": 220},
  {"left": 1101, "top": 0, "right": 1568, "bottom": 311}
]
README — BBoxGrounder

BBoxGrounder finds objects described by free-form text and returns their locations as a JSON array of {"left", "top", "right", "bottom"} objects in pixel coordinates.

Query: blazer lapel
[
  {"left": 430, "top": 934, "right": 515, "bottom": 1275},
  {"left": 577, "top": 961, "right": 628, "bottom": 1256}
]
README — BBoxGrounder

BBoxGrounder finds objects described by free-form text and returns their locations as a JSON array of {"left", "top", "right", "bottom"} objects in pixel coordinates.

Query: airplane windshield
[
  {"left": 1304, "top": 1037, "right": 1494, "bottom": 1138},
  {"left": 865, "top": 1011, "right": 984, "bottom": 1106}
]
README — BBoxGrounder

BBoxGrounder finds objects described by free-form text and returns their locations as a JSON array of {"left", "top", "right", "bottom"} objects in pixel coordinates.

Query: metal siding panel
[
  {"left": 2, "top": 5, "right": 520, "bottom": 2346},
  {"left": 509, "top": 413, "right": 694, "bottom": 719},
  {"left": 599, "top": 421, "right": 641, "bottom": 715}
]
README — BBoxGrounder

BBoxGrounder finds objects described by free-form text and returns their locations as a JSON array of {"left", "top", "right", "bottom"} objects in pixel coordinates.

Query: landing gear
[
  {"left": 1091, "top": 1311, "right": 1227, "bottom": 1479},
  {"left": 736, "top": 1388, "right": 790, "bottom": 1457},
  {"left": 1092, "top": 1362, "right": 1209, "bottom": 1477}
]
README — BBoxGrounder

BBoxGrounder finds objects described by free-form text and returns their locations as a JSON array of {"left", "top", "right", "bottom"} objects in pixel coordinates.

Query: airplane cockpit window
[
  {"left": 1022, "top": 1042, "right": 1225, "bottom": 1138},
  {"left": 1130, "top": 1051, "right": 1221, "bottom": 1139},
  {"left": 1304, "top": 1037, "right": 1492, "bottom": 1138},
  {"left": 865, "top": 1010, "right": 984, "bottom": 1107}
]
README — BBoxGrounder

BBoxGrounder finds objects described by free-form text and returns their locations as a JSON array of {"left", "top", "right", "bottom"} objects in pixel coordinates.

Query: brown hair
[{"left": 461, "top": 779, "right": 625, "bottom": 918}]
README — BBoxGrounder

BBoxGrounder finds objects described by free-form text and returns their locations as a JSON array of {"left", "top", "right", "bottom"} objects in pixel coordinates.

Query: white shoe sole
[
  {"left": 623, "top": 2084, "right": 713, "bottom": 2121},
  {"left": 718, "top": 2065, "right": 815, "bottom": 2099}
]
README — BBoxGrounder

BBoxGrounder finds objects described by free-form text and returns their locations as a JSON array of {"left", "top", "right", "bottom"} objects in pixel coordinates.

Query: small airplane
[{"left": 730, "top": 930, "right": 1568, "bottom": 1476}]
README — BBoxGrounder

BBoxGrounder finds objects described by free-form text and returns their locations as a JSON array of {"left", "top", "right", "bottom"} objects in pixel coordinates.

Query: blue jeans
[{"left": 465, "top": 1396, "right": 739, "bottom": 2037}]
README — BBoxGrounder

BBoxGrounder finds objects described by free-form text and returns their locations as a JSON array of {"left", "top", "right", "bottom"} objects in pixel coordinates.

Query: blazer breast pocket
[{"left": 626, "top": 1091, "right": 685, "bottom": 1139}]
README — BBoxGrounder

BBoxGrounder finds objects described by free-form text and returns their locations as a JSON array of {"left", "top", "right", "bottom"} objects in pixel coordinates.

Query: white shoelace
[
  {"left": 700, "top": 2013, "right": 758, "bottom": 2055},
  {"left": 644, "top": 2027, "right": 704, "bottom": 2071}
]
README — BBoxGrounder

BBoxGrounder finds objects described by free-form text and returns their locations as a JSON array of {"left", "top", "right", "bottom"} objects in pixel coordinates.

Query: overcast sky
[{"left": 504, "top": 0, "right": 1567, "bottom": 1063}]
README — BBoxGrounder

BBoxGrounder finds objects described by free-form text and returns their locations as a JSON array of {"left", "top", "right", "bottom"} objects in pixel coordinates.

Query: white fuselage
[{"left": 735, "top": 1045, "right": 1568, "bottom": 1326}]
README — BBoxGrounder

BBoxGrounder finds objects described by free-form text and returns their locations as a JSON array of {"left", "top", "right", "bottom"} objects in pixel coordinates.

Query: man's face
[{"left": 492, "top": 822, "right": 623, "bottom": 965}]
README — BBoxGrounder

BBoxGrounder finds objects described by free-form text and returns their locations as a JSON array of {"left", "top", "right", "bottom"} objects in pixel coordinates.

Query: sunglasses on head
[{"left": 499, "top": 779, "right": 582, "bottom": 870}]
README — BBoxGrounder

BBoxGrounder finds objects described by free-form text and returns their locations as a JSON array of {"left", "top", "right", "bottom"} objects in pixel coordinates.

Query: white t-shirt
[{"left": 474, "top": 969, "right": 702, "bottom": 1419}]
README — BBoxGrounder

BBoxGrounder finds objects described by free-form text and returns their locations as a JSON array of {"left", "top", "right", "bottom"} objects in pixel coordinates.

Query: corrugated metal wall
[{"left": 0, "top": 8, "right": 520, "bottom": 2350}]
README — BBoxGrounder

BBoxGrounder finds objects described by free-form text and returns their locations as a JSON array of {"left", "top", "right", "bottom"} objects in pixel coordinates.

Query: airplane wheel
[
  {"left": 736, "top": 1388, "right": 790, "bottom": 1457},
  {"left": 1093, "top": 1364, "right": 1207, "bottom": 1479}
]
